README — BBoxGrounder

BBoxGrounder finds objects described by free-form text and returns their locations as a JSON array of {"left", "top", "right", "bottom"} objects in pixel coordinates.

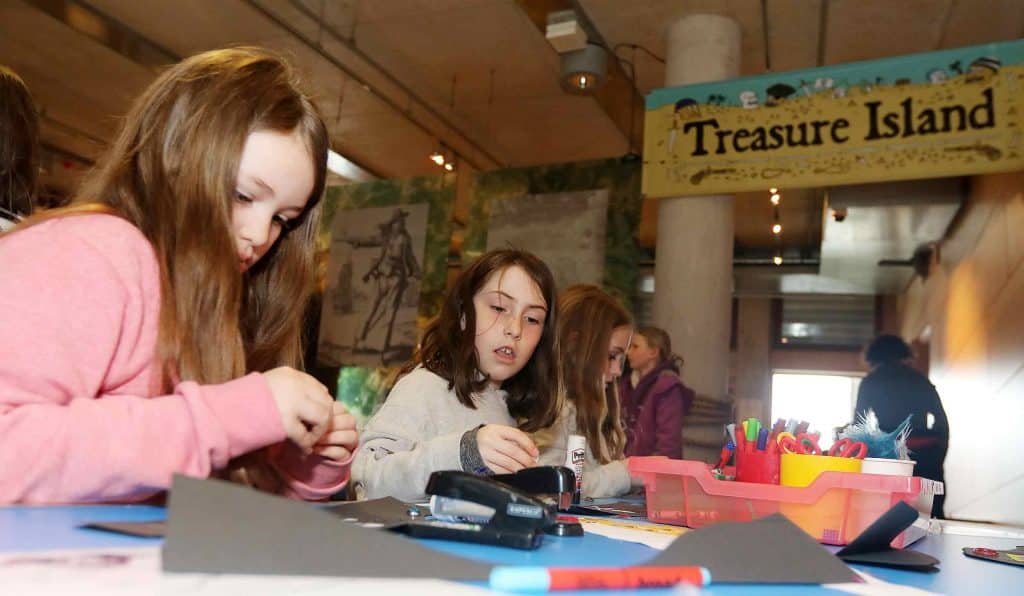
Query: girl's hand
[
  {"left": 264, "top": 367, "right": 333, "bottom": 452},
  {"left": 477, "top": 424, "right": 539, "bottom": 474},
  {"left": 313, "top": 401, "right": 359, "bottom": 461}
]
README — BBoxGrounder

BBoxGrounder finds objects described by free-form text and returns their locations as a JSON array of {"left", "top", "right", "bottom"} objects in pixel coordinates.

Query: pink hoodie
[{"left": 0, "top": 214, "right": 349, "bottom": 504}]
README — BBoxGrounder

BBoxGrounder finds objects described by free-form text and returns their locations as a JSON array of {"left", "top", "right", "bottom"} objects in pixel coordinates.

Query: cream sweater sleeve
[{"left": 351, "top": 373, "right": 464, "bottom": 502}]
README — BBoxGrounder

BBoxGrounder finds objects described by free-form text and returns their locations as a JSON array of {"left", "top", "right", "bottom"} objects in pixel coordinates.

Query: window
[{"left": 770, "top": 372, "right": 862, "bottom": 449}]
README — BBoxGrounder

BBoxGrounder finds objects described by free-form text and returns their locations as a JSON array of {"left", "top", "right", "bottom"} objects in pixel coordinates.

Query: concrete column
[
  {"left": 654, "top": 14, "right": 740, "bottom": 460},
  {"left": 734, "top": 298, "right": 773, "bottom": 425}
]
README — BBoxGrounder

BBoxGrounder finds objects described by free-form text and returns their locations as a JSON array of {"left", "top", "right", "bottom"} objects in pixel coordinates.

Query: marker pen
[{"left": 490, "top": 565, "right": 711, "bottom": 592}]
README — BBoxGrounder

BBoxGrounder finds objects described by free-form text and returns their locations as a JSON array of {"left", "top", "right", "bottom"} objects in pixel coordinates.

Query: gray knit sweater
[{"left": 352, "top": 366, "right": 514, "bottom": 502}]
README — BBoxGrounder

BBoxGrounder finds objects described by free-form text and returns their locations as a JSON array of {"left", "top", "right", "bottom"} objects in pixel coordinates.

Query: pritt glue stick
[{"left": 564, "top": 434, "right": 586, "bottom": 504}]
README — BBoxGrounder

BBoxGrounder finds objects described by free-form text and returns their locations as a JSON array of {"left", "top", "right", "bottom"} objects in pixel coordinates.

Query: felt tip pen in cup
[
  {"left": 756, "top": 428, "right": 769, "bottom": 451},
  {"left": 489, "top": 566, "right": 712, "bottom": 592},
  {"left": 716, "top": 441, "right": 735, "bottom": 469},
  {"left": 745, "top": 419, "right": 759, "bottom": 443}
]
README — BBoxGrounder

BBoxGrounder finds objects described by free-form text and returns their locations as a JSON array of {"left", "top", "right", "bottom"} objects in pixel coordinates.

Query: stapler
[
  {"left": 492, "top": 466, "right": 576, "bottom": 510},
  {"left": 389, "top": 470, "right": 556, "bottom": 550},
  {"left": 492, "top": 466, "right": 584, "bottom": 537}
]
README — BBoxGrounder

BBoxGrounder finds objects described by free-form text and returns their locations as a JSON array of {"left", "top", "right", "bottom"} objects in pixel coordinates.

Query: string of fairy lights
[{"left": 770, "top": 187, "right": 783, "bottom": 265}]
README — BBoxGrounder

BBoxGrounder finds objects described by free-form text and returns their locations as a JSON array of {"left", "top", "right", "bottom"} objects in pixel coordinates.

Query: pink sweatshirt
[{"left": 0, "top": 214, "right": 349, "bottom": 504}]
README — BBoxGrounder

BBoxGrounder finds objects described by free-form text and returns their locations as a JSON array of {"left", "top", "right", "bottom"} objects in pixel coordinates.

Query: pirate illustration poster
[{"left": 318, "top": 203, "right": 428, "bottom": 367}]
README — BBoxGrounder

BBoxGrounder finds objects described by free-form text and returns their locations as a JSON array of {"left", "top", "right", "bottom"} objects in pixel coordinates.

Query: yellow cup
[
  {"left": 780, "top": 453, "right": 862, "bottom": 487},
  {"left": 779, "top": 453, "right": 863, "bottom": 544}
]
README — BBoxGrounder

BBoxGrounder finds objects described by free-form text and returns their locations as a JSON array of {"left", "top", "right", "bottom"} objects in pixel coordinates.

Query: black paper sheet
[
  {"left": 837, "top": 501, "right": 939, "bottom": 572},
  {"left": 323, "top": 497, "right": 425, "bottom": 525},
  {"left": 80, "top": 521, "right": 166, "bottom": 538},
  {"left": 648, "top": 514, "right": 859, "bottom": 584},
  {"left": 162, "top": 475, "right": 492, "bottom": 580}
]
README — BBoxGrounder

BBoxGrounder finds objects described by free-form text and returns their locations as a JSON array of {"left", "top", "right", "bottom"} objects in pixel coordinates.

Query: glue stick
[{"left": 564, "top": 434, "right": 586, "bottom": 504}]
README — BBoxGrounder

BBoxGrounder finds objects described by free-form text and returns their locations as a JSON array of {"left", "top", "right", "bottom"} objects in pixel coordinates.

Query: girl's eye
[
  {"left": 272, "top": 214, "right": 292, "bottom": 229},
  {"left": 490, "top": 305, "right": 506, "bottom": 313},
  {"left": 526, "top": 316, "right": 542, "bottom": 325},
  {"left": 235, "top": 192, "right": 253, "bottom": 203}
]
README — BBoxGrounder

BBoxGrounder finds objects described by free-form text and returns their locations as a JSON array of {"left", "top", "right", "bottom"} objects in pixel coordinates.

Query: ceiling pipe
[{"left": 248, "top": 0, "right": 504, "bottom": 172}]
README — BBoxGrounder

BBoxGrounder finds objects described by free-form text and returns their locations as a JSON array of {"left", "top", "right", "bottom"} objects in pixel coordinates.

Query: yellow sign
[{"left": 642, "top": 66, "right": 1024, "bottom": 197}]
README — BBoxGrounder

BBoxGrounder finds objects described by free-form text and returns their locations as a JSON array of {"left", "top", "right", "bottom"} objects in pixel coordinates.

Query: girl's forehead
[{"left": 477, "top": 265, "right": 545, "bottom": 303}]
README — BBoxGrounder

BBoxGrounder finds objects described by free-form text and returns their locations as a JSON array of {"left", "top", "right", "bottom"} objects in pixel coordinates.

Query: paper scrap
[{"left": 577, "top": 517, "right": 686, "bottom": 550}]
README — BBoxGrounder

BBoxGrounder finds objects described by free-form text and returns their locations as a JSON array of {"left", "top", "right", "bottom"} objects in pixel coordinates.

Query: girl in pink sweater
[{"left": 0, "top": 47, "right": 357, "bottom": 504}]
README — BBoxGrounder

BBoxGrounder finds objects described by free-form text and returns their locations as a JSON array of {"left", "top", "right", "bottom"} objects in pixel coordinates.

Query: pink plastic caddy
[{"left": 629, "top": 456, "right": 940, "bottom": 547}]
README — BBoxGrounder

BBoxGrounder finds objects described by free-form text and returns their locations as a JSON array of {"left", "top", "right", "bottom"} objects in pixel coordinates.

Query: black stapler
[
  {"left": 389, "top": 470, "right": 556, "bottom": 550},
  {"left": 492, "top": 466, "right": 584, "bottom": 537},
  {"left": 492, "top": 466, "right": 576, "bottom": 510}
]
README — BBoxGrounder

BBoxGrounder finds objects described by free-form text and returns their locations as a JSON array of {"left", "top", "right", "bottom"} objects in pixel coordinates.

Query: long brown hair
[
  {"left": 558, "top": 284, "right": 633, "bottom": 463},
  {"left": 25, "top": 47, "right": 328, "bottom": 390},
  {"left": 404, "top": 249, "right": 561, "bottom": 432},
  {"left": 0, "top": 65, "right": 39, "bottom": 219}
]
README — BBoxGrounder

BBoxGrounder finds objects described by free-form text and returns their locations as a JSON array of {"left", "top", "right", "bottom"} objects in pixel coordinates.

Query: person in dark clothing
[
  {"left": 618, "top": 326, "right": 695, "bottom": 459},
  {"left": 855, "top": 335, "right": 949, "bottom": 518}
]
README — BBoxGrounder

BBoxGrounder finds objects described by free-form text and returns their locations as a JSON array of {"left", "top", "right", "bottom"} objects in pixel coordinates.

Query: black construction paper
[
  {"left": 838, "top": 501, "right": 939, "bottom": 571},
  {"left": 323, "top": 497, "right": 425, "bottom": 525},
  {"left": 161, "top": 475, "right": 491, "bottom": 580},
  {"left": 648, "top": 514, "right": 859, "bottom": 584},
  {"left": 80, "top": 521, "right": 166, "bottom": 538}
]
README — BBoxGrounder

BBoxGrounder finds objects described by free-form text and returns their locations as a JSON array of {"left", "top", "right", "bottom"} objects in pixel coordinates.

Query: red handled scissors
[
  {"left": 828, "top": 438, "right": 868, "bottom": 459},
  {"left": 779, "top": 433, "right": 822, "bottom": 455}
]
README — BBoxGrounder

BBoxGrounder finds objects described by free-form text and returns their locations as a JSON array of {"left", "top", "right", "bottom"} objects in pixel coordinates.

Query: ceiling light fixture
[
  {"left": 443, "top": 162, "right": 454, "bottom": 172},
  {"left": 770, "top": 192, "right": 781, "bottom": 205},
  {"left": 561, "top": 43, "right": 608, "bottom": 94},
  {"left": 773, "top": 254, "right": 783, "bottom": 266},
  {"left": 772, "top": 223, "right": 782, "bottom": 235},
  {"left": 429, "top": 150, "right": 445, "bottom": 166}
]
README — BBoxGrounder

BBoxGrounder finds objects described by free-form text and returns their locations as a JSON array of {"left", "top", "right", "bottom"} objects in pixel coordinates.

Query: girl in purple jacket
[{"left": 618, "top": 327, "right": 695, "bottom": 459}]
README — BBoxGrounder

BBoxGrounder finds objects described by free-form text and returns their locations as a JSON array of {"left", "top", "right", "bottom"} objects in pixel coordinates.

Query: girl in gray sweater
[{"left": 352, "top": 249, "right": 561, "bottom": 501}]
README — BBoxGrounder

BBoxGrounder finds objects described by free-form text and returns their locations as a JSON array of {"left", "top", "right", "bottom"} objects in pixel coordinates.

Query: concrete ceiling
[{"left": 3, "top": 0, "right": 1021, "bottom": 292}]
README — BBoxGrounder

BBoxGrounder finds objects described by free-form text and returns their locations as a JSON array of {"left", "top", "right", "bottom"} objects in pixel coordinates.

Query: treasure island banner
[{"left": 642, "top": 41, "right": 1024, "bottom": 197}]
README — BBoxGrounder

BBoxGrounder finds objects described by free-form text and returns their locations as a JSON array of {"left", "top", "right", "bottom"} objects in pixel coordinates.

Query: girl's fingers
[
  {"left": 484, "top": 450, "right": 525, "bottom": 474},
  {"left": 315, "top": 429, "right": 359, "bottom": 447},
  {"left": 313, "top": 445, "right": 352, "bottom": 461},
  {"left": 328, "top": 413, "right": 358, "bottom": 432},
  {"left": 289, "top": 422, "right": 321, "bottom": 451},
  {"left": 297, "top": 394, "right": 331, "bottom": 436},
  {"left": 494, "top": 426, "right": 539, "bottom": 457},
  {"left": 492, "top": 437, "right": 537, "bottom": 468}
]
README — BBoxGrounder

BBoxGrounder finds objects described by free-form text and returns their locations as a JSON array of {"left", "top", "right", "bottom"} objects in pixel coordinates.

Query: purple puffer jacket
[{"left": 618, "top": 360, "right": 694, "bottom": 459}]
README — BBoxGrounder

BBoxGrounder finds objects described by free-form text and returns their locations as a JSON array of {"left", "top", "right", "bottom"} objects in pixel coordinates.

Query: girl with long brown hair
[
  {"left": 535, "top": 284, "right": 636, "bottom": 498},
  {"left": 353, "top": 249, "right": 561, "bottom": 501},
  {"left": 0, "top": 47, "right": 357, "bottom": 504}
]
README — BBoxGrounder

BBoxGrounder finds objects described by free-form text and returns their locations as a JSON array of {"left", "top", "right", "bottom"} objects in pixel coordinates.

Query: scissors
[
  {"left": 828, "top": 438, "right": 868, "bottom": 459},
  {"left": 779, "top": 433, "right": 822, "bottom": 455}
]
